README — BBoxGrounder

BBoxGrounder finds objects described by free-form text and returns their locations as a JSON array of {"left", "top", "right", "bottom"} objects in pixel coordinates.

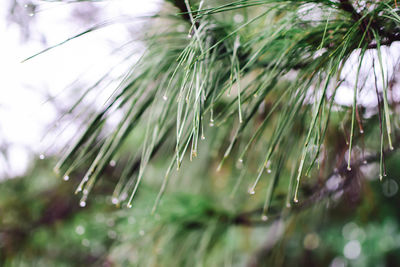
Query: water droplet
[
  {"left": 201, "top": 135, "right": 205, "bottom": 140},
  {"left": 39, "top": 154, "right": 45, "bottom": 160},
  {"left": 261, "top": 215, "right": 268, "bottom": 221},
  {"left": 347, "top": 166, "right": 351, "bottom": 171},
  {"left": 79, "top": 201, "right": 86, "bottom": 207},
  {"left": 83, "top": 189, "right": 88, "bottom": 195},
  {"left": 24, "top": 4, "right": 28, "bottom": 7},
  {"left": 75, "top": 225, "right": 85, "bottom": 235},
  {"left": 303, "top": 233, "right": 320, "bottom": 250},
  {"left": 209, "top": 122, "right": 214, "bottom": 127},
  {"left": 362, "top": 160, "right": 367, "bottom": 164},
  {"left": 343, "top": 240, "right": 361, "bottom": 259},
  {"left": 127, "top": 203, "right": 132, "bottom": 208},
  {"left": 238, "top": 158, "right": 243, "bottom": 163},
  {"left": 379, "top": 174, "right": 383, "bottom": 181},
  {"left": 163, "top": 95, "right": 168, "bottom": 101},
  {"left": 286, "top": 203, "right": 291, "bottom": 208},
  {"left": 82, "top": 239, "right": 90, "bottom": 247},
  {"left": 293, "top": 197, "right": 299, "bottom": 203},
  {"left": 111, "top": 197, "right": 119, "bottom": 205},
  {"left": 63, "top": 175, "right": 69, "bottom": 181},
  {"left": 330, "top": 257, "right": 347, "bottom": 267},
  {"left": 187, "top": 33, "right": 192, "bottom": 39},
  {"left": 108, "top": 230, "right": 117, "bottom": 239},
  {"left": 109, "top": 160, "right": 116, "bottom": 167},
  {"left": 248, "top": 188, "right": 255, "bottom": 195},
  {"left": 359, "top": 129, "right": 364, "bottom": 134},
  {"left": 107, "top": 218, "right": 115, "bottom": 227},
  {"left": 29, "top": 13, "right": 34, "bottom": 17},
  {"left": 390, "top": 145, "right": 394, "bottom": 151},
  {"left": 216, "top": 164, "right": 222, "bottom": 172},
  {"left": 267, "top": 169, "right": 272, "bottom": 174}
]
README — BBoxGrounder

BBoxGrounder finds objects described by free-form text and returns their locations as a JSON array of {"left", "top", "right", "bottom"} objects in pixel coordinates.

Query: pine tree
[{"left": 5, "top": 0, "right": 400, "bottom": 266}]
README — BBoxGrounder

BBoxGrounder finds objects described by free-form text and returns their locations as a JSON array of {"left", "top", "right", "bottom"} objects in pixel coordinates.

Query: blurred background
[{"left": 1, "top": 1, "right": 400, "bottom": 266}]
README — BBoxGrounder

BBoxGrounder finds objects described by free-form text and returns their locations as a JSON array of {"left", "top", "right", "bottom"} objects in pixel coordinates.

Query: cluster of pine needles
[{"left": 33, "top": 0, "right": 400, "bottom": 220}]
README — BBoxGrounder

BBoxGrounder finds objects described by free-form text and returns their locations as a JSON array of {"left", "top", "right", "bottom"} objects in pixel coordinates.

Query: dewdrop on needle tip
[{"left": 248, "top": 187, "right": 255, "bottom": 195}]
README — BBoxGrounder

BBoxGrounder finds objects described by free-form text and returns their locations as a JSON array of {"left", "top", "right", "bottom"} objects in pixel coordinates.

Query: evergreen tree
[{"left": 2, "top": 0, "right": 400, "bottom": 266}]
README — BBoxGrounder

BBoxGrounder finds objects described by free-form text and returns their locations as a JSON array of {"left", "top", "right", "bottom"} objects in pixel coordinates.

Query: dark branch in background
[
  {"left": 167, "top": 0, "right": 192, "bottom": 23},
  {"left": 339, "top": 0, "right": 400, "bottom": 49},
  {"left": 338, "top": 0, "right": 362, "bottom": 21},
  {"left": 367, "top": 34, "right": 400, "bottom": 49},
  {"left": 246, "top": 140, "right": 400, "bottom": 266},
  {"left": 180, "top": 134, "right": 400, "bottom": 232}
]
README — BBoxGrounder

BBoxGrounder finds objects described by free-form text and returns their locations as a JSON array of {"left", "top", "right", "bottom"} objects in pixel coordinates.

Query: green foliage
[
  {"left": 5, "top": 0, "right": 400, "bottom": 266},
  {"left": 2, "top": 151, "right": 400, "bottom": 266},
  {"left": 46, "top": 0, "right": 400, "bottom": 217}
]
